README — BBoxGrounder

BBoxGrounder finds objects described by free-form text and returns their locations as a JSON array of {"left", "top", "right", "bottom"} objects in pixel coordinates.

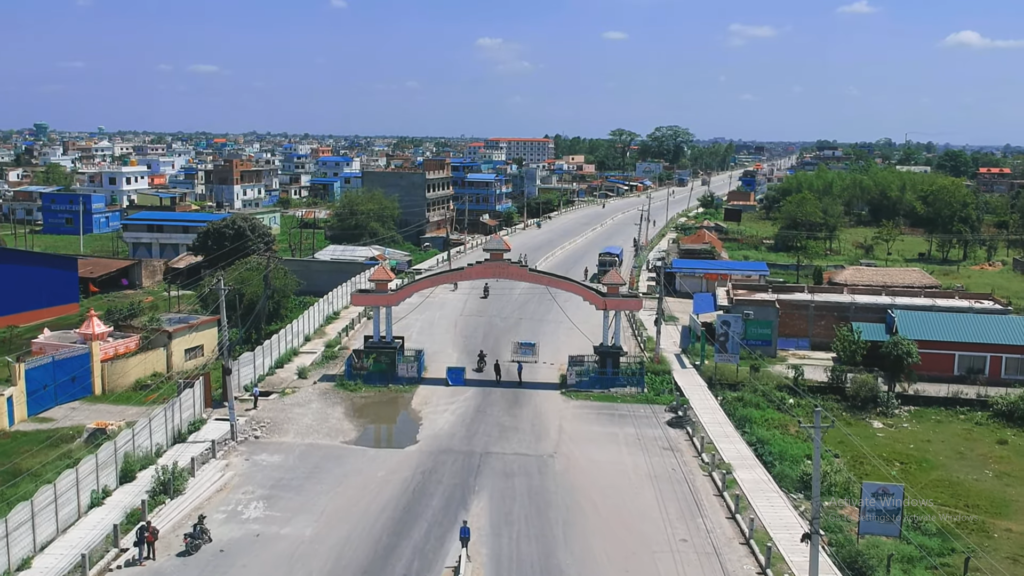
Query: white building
[
  {"left": 39, "top": 146, "right": 77, "bottom": 169},
  {"left": 91, "top": 141, "right": 114, "bottom": 160},
  {"left": 77, "top": 164, "right": 151, "bottom": 206},
  {"left": 134, "top": 144, "right": 167, "bottom": 156},
  {"left": 282, "top": 153, "right": 313, "bottom": 174},
  {"left": 486, "top": 138, "right": 554, "bottom": 163},
  {"left": 315, "top": 155, "right": 361, "bottom": 177},
  {"left": 112, "top": 143, "right": 134, "bottom": 157},
  {"left": 0, "top": 149, "right": 14, "bottom": 163}
]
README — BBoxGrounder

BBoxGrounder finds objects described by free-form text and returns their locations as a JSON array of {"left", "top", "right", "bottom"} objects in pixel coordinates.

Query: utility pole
[
  {"left": 664, "top": 180, "right": 671, "bottom": 228},
  {"left": 216, "top": 276, "right": 238, "bottom": 442},
  {"left": 644, "top": 190, "right": 653, "bottom": 243},
  {"left": 636, "top": 206, "right": 645, "bottom": 250},
  {"left": 463, "top": 194, "right": 469, "bottom": 256},
  {"left": 800, "top": 407, "right": 835, "bottom": 576},
  {"left": 654, "top": 263, "right": 665, "bottom": 359}
]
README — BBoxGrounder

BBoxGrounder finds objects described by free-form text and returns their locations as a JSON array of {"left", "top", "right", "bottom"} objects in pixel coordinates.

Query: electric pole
[
  {"left": 216, "top": 276, "right": 238, "bottom": 442},
  {"left": 463, "top": 194, "right": 469, "bottom": 256},
  {"left": 636, "top": 207, "right": 645, "bottom": 250},
  {"left": 800, "top": 407, "right": 835, "bottom": 576},
  {"left": 644, "top": 191, "right": 653, "bottom": 243},
  {"left": 654, "top": 263, "right": 665, "bottom": 360}
]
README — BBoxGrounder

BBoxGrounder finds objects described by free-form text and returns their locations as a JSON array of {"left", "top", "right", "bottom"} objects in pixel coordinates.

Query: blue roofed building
[
  {"left": 665, "top": 259, "right": 770, "bottom": 295},
  {"left": 121, "top": 211, "right": 231, "bottom": 260},
  {"left": 40, "top": 191, "right": 122, "bottom": 235},
  {"left": 451, "top": 159, "right": 512, "bottom": 233},
  {"left": 315, "top": 156, "right": 361, "bottom": 177},
  {"left": 309, "top": 178, "right": 343, "bottom": 202}
]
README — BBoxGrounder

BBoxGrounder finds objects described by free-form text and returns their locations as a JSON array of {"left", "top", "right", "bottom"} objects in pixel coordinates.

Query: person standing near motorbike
[
  {"left": 134, "top": 523, "right": 148, "bottom": 565},
  {"left": 493, "top": 360, "right": 502, "bottom": 385}
]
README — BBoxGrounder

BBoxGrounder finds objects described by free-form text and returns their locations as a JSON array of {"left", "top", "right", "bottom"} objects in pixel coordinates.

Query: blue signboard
[{"left": 858, "top": 482, "right": 905, "bottom": 538}]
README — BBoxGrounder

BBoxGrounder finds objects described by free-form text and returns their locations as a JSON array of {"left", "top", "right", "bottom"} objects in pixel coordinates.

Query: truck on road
[{"left": 596, "top": 246, "right": 625, "bottom": 278}]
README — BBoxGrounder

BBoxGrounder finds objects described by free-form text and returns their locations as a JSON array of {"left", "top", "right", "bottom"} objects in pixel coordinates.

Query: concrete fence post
[
  {"left": 764, "top": 542, "right": 773, "bottom": 569},
  {"left": 141, "top": 498, "right": 148, "bottom": 522},
  {"left": 698, "top": 434, "right": 705, "bottom": 455},
  {"left": 80, "top": 552, "right": 89, "bottom": 576},
  {"left": 113, "top": 523, "right": 121, "bottom": 551},
  {"left": 709, "top": 452, "right": 717, "bottom": 471},
  {"left": 747, "top": 515, "right": 756, "bottom": 541},
  {"left": 720, "top": 470, "right": 729, "bottom": 492},
  {"left": 211, "top": 439, "right": 218, "bottom": 460},
  {"left": 733, "top": 493, "right": 742, "bottom": 515},
  {"left": 190, "top": 456, "right": 198, "bottom": 478}
]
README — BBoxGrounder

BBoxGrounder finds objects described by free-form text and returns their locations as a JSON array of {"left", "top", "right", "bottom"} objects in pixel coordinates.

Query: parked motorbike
[{"left": 183, "top": 514, "right": 213, "bottom": 555}]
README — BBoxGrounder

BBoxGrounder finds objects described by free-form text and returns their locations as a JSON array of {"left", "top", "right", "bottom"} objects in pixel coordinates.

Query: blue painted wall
[
  {"left": 40, "top": 192, "right": 122, "bottom": 235},
  {"left": 0, "top": 248, "right": 80, "bottom": 317}
]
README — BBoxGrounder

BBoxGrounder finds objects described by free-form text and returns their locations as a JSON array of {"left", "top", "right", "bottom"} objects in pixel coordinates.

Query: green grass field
[
  {"left": 715, "top": 212, "right": 1024, "bottom": 306},
  {"left": 1, "top": 225, "right": 127, "bottom": 258},
  {"left": 0, "top": 427, "right": 101, "bottom": 517}
]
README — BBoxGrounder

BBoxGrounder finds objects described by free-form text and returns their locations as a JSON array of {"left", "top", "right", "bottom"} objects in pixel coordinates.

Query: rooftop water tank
[{"left": 129, "top": 159, "right": 138, "bottom": 166}]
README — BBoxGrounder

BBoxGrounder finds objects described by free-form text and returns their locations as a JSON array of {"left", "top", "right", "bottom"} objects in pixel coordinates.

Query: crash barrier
[
  {"left": 0, "top": 385, "right": 207, "bottom": 575},
  {"left": 668, "top": 403, "right": 789, "bottom": 576}
]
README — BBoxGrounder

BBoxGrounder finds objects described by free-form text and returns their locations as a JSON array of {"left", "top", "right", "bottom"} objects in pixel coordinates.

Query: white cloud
[
  {"left": 738, "top": 93, "right": 757, "bottom": 101},
  {"left": 329, "top": 0, "right": 347, "bottom": 7},
  {"left": 187, "top": 64, "right": 220, "bottom": 74},
  {"left": 57, "top": 61, "right": 85, "bottom": 68},
  {"left": 405, "top": 80, "right": 420, "bottom": 89},
  {"left": 837, "top": 1, "right": 877, "bottom": 14},
  {"left": 792, "top": 85, "right": 804, "bottom": 93},
  {"left": 475, "top": 37, "right": 533, "bottom": 73},
  {"left": 941, "top": 30, "right": 1024, "bottom": 49},
  {"left": 728, "top": 23, "right": 779, "bottom": 46},
  {"left": 156, "top": 64, "right": 173, "bottom": 72},
  {"left": 602, "top": 31, "right": 629, "bottom": 41}
]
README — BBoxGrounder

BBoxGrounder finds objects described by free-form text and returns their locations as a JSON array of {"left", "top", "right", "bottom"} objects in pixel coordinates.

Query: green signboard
[{"left": 744, "top": 320, "right": 773, "bottom": 347}]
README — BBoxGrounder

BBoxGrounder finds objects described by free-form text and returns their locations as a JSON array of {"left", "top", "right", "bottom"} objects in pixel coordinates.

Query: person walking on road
[
  {"left": 145, "top": 520, "right": 159, "bottom": 561},
  {"left": 459, "top": 520, "right": 471, "bottom": 560},
  {"left": 517, "top": 361, "right": 523, "bottom": 386},
  {"left": 252, "top": 384, "right": 260, "bottom": 410},
  {"left": 493, "top": 360, "right": 502, "bottom": 385},
  {"left": 134, "top": 522, "right": 148, "bottom": 565}
]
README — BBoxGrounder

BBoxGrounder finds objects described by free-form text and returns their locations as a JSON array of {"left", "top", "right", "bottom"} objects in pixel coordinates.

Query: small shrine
[{"left": 32, "top": 308, "right": 141, "bottom": 360}]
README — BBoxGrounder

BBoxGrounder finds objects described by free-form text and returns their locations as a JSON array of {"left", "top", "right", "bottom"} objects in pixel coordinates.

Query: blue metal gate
[
  {"left": 5, "top": 395, "right": 13, "bottom": 428},
  {"left": 24, "top": 347, "right": 93, "bottom": 417}
]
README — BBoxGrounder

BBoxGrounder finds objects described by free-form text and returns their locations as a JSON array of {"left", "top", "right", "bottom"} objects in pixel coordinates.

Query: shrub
[
  {"left": 148, "top": 462, "right": 190, "bottom": 507},
  {"left": 104, "top": 300, "right": 145, "bottom": 327},
  {"left": 119, "top": 451, "right": 158, "bottom": 485},
  {"left": 990, "top": 393, "right": 1024, "bottom": 426},
  {"left": 89, "top": 486, "right": 113, "bottom": 510},
  {"left": 186, "top": 418, "right": 205, "bottom": 435},
  {"left": 296, "top": 365, "right": 311, "bottom": 379},
  {"left": 848, "top": 374, "right": 880, "bottom": 409}
]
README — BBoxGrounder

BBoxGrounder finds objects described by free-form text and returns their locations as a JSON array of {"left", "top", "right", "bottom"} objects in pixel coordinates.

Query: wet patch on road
[{"left": 348, "top": 393, "right": 421, "bottom": 449}]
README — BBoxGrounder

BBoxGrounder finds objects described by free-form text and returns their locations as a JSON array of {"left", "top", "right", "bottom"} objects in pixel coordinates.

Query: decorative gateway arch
[{"left": 349, "top": 235, "right": 646, "bottom": 388}]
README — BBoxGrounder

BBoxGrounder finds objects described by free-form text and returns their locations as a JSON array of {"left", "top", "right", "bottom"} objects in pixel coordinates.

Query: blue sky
[{"left": 3, "top": 0, "right": 1024, "bottom": 144}]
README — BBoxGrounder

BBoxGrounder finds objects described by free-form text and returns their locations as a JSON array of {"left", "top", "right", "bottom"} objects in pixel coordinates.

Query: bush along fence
[
  {"left": 0, "top": 385, "right": 206, "bottom": 575},
  {"left": 668, "top": 403, "right": 793, "bottom": 576}
]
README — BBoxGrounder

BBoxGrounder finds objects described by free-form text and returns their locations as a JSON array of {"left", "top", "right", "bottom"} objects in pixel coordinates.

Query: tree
[
  {"left": 934, "top": 149, "right": 973, "bottom": 179},
  {"left": 880, "top": 335, "right": 920, "bottom": 394},
  {"left": 511, "top": 157, "right": 525, "bottom": 170},
  {"left": 644, "top": 125, "right": 694, "bottom": 165},
  {"left": 812, "top": 265, "right": 824, "bottom": 286},
  {"left": 191, "top": 214, "right": 276, "bottom": 268},
  {"left": 325, "top": 188, "right": 401, "bottom": 246},
  {"left": 608, "top": 128, "right": 639, "bottom": 171},
  {"left": 697, "top": 190, "right": 717, "bottom": 210},
  {"left": 832, "top": 324, "right": 868, "bottom": 367},
  {"left": 872, "top": 219, "right": 904, "bottom": 265},
  {"left": 34, "top": 163, "right": 75, "bottom": 188}
]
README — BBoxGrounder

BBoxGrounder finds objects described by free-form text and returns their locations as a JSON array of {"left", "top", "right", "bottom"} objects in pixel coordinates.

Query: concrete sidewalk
[
  {"left": 19, "top": 420, "right": 235, "bottom": 576},
  {"left": 636, "top": 309, "right": 840, "bottom": 576}
]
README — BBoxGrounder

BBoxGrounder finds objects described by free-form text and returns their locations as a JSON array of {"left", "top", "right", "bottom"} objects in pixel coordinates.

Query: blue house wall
[
  {"left": 40, "top": 192, "right": 122, "bottom": 235},
  {"left": 0, "top": 248, "right": 80, "bottom": 327}
]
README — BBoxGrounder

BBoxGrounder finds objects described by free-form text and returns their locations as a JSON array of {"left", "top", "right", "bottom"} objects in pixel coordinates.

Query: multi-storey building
[
  {"left": 485, "top": 137, "right": 554, "bottom": 163},
  {"left": 315, "top": 156, "right": 361, "bottom": 177},
  {"left": 282, "top": 153, "right": 313, "bottom": 174},
  {"left": 76, "top": 163, "right": 151, "bottom": 207},
  {"left": 451, "top": 159, "right": 512, "bottom": 233},
  {"left": 121, "top": 211, "right": 230, "bottom": 259},
  {"left": 210, "top": 159, "right": 268, "bottom": 210},
  {"left": 361, "top": 158, "right": 453, "bottom": 246},
  {"left": 40, "top": 191, "right": 121, "bottom": 235},
  {"left": 134, "top": 144, "right": 167, "bottom": 156}
]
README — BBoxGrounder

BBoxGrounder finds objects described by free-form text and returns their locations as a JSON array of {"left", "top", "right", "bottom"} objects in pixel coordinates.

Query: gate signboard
[{"left": 511, "top": 341, "right": 539, "bottom": 363}]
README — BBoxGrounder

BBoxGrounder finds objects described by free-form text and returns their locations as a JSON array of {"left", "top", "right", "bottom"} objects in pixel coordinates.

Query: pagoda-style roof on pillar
[
  {"left": 600, "top": 268, "right": 627, "bottom": 287},
  {"left": 369, "top": 264, "right": 397, "bottom": 283},
  {"left": 75, "top": 308, "right": 114, "bottom": 342},
  {"left": 482, "top": 235, "right": 512, "bottom": 253}
]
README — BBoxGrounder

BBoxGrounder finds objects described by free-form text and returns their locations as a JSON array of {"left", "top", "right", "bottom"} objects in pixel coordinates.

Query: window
[
  {"left": 108, "top": 177, "right": 116, "bottom": 186},
  {"left": 1005, "top": 357, "right": 1024, "bottom": 379},
  {"left": 64, "top": 217, "right": 73, "bottom": 226},
  {"left": 184, "top": 345, "right": 204, "bottom": 361},
  {"left": 956, "top": 354, "right": 988, "bottom": 376}
]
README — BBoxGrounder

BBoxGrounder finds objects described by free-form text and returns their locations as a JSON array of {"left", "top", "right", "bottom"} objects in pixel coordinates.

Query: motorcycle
[
  {"left": 183, "top": 515, "right": 212, "bottom": 555},
  {"left": 482, "top": 284, "right": 490, "bottom": 299},
  {"left": 476, "top": 353, "right": 487, "bottom": 371}
]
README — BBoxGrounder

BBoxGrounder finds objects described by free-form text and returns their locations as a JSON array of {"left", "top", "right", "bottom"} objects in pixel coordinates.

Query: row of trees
[
  {"left": 548, "top": 127, "right": 735, "bottom": 173},
  {"left": 761, "top": 165, "right": 1024, "bottom": 261}
]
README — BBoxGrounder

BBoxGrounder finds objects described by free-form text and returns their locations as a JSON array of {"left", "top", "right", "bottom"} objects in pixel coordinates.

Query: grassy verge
[
  {"left": 84, "top": 371, "right": 177, "bottom": 406},
  {"left": 561, "top": 356, "right": 683, "bottom": 405},
  {"left": 710, "top": 371, "right": 1022, "bottom": 576},
  {"left": 334, "top": 380, "right": 418, "bottom": 394},
  {"left": 0, "top": 427, "right": 102, "bottom": 517}
]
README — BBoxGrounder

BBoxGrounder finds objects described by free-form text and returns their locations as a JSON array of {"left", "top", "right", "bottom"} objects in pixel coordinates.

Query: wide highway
[{"left": 142, "top": 169, "right": 761, "bottom": 576}]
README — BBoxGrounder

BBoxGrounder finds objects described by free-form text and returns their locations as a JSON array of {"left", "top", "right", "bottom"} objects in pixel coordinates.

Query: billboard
[
  {"left": 858, "top": 482, "right": 905, "bottom": 538},
  {"left": 744, "top": 320, "right": 774, "bottom": 347},
  {"left": 714, "top": 314, "right": 743, "bottom": 365}
]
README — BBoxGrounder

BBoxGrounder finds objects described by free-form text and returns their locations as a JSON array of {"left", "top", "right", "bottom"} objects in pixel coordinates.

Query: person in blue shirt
[
  {"left": 517, "top": 361, "right": 523, "bottom": 386},
  {"left": 459, "top": 520, "right": 471, "bottom": 560}
]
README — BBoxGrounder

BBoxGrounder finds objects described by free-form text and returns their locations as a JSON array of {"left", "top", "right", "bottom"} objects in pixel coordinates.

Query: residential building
[
  {"left": 133, "top": 143, "right": 167, "bottom": 156},
  {"left": 485, "top": 138, "right": 554, "bottom": 163},
  {"left": 91, "top": 140, "right": 114, "bottom": 160},
  {"left": 135, "top": 190, "right": 190, "bottom": 210},
  {"left": 976, "top": 167, "right": 1023, "bottom": 194},
  {"left": 210, "top": 158, "right": 267, "bottom": 210},
  {"left": 316, "top": 155, "right": 361, "bottom": 177},
  {"left": 179, "top": 165, "right": 208, "bottom": 200},
  {"left": 665, "top": 259, "right": 770, "bottom": 295},
  {"left": 895, "top": 166, "right": 931, "bottom": 174},
  {"left": 121, "top": 211, "right": 231, "bottom": 259},
  {"left": 77, "top": 163, "right": 151, "bottom": 207},
  {"left": 282, "top": 153, "right": 313, "bottom": 174},
  {"left": 231, "top": 208, "right": 281, "bottom": 233},
  {"left": 1, "top": 185, "right": 53, "bottom": 224},
  {"left": 361, "top": 158, "right": 454, "bottom": 246},
  {"left": 0, "top": 148, "right": 14, "bottom": 163},
  {"left": 40, "top": 191, "right": 122, "bottom": 235},
  {"left": 112, "top": 143, "right": 134, "bottom": 157},
  {"left": 451, "top": 159, "right": 512, "bottom": 233},
  {"left": 39, "top": 146, "right": 77, "bottom": 169},
  {"left": 853, "top": 310, "right": 1024, "bottom": 383},
  {"left": 309, "top": 178, "right": 342, "bottom": 202}
]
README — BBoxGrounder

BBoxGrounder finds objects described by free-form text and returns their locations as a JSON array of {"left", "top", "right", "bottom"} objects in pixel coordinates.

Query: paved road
[{"left": 141, "top": 170, "right": 756, "bottom": 576}]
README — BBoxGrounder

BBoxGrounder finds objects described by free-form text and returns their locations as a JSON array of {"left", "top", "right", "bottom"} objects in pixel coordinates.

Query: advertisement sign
[
  {"left": 744, "top": 320, "right": 774, "bottom": 347},
  {"left": 858, "top": 482, "right": 905, "bottom": 538},
  {"left": 714, "top": 314, "right": 743, "bottom": 365}
]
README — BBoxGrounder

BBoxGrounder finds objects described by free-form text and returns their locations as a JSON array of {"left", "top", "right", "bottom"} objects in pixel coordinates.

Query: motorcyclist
[
  {"left": 453, "top": 282, "right": 458, "bottom": 291},
  {"left": 583, "top": 267, "right": 589, "bottom": 280},
  {"left": 483, "top": 282, "right": 490, "bottom": 297},
  {"left": 192, "top": 514, "right": 212, "bottom": 543}
]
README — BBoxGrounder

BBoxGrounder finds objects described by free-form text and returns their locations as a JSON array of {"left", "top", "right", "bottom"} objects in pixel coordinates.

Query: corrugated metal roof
[
  {"left": 466, "top": 173, "right": 499, "bottom": 181},
  {"left": 893, "top": 310, "right": 1024, "bottom": 346},
  {"left": 850, "top": 322, "right": 889, "bottom": 342},
  {"left": 318, "top": 156, "right": 352, "bottom": 163},
  {"left": 668, "top": 259, "right": 770, "bottom": 275},
  {"left": 78, "top": 257, "right": 136, "bottom": 279},
  {"left": 124, "top": 211, "right": 230, "bottom": 223}
]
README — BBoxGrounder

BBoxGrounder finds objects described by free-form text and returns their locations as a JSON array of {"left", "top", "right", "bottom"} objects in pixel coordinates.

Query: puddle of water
[{"left": 350, "top": 394, "right": 420, "bottom": 449}]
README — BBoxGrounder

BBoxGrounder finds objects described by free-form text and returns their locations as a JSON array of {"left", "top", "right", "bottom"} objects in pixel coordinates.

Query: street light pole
[{"left": 801, "top": 407, "right": 835, "bottom": 576}]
